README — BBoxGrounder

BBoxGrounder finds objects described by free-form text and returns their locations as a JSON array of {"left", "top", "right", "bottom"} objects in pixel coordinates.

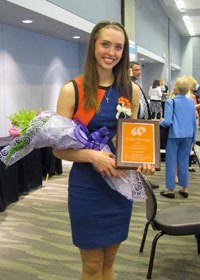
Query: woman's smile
[{"left": 95, "top": 28, "right": 125, "bottom": 70}]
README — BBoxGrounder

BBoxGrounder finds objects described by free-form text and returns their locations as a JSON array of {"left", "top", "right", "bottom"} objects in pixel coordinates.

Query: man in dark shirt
[
  {"left": 130, "top": 61, "right": 159, "bottom": 189},
  {"left": 130, "top": 61, "right": 151, "bottom": 120}
]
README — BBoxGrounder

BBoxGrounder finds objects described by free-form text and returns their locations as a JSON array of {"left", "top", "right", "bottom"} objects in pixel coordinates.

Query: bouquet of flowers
[{"left": 0, "top": 108, "right": 146, "bottom": 201}]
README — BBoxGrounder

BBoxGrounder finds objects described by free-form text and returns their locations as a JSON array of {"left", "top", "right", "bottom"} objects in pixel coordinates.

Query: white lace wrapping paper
[{"left": 0, "top": 111, "right": 146, "bottom": 201}]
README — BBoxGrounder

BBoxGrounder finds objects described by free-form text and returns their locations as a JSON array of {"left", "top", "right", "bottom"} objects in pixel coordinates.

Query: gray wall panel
[
  {"left": 136, "top": 0, "right": 168, "bottom": 58},
  {"left": 41, "top": 35, "right": 80, "bottom": 111},
  {"left": 0, "top": 24, "right": 82, "bottom": 136},
  {"left": 47, "top": 0, "right": 121, "bottom": 23},
  {"left": 192, "top": 37, "right": 200, "bottom": 82},
  {"left": 181, "top": 37, "right": 193, "bottom": 77},
  {"left": 3, "top": 25, "right": 42, "bottom": 118},
  {"left": 170, "top": 22, "right": 181, "bottom": 66}
]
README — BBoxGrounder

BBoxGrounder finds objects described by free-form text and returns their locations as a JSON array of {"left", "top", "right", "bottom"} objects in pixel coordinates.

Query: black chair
[{"left": 139, "top": 174, "right": 200, "bottom": 279}]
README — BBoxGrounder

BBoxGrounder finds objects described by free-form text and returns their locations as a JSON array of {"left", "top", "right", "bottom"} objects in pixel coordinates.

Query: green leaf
[
  {"left": 8, "top": 109, "right": 39, "bottom": 135},
  {"left": 5, "top": 137, "right": 28, "bottom": 168}
]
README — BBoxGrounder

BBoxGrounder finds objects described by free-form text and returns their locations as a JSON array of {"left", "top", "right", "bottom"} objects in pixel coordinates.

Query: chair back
[{"left": 139, "top": 173, "right": 157, "bottom": 225}]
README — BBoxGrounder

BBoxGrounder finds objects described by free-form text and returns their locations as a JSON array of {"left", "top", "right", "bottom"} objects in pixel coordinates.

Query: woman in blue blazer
[{"left": 160, "top": 76, "right": 196, "bottom": 198}]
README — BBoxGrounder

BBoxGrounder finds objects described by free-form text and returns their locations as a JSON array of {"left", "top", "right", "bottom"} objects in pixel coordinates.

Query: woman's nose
[{"left": 107, "top": 46, "right": 115, "bottom": 55}]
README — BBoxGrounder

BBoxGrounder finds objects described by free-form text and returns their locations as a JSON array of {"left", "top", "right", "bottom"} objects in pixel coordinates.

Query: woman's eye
[
  {"left": 102, "top": 42, "right": 109, "bottom": 47},
  {"left": 116, "top": 45, "right": 123, "bottom": 50},
  {"left": 101, "top": 42, "right": 123, "bottom": 50}
]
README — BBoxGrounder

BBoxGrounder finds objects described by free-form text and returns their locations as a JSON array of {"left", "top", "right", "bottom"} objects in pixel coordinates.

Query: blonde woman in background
[
  {"left": 169, "top": 76, "right": 198, "bottom": 177},
  {"left": 160, "top": 76, "right": 196, "bottom": 198}
]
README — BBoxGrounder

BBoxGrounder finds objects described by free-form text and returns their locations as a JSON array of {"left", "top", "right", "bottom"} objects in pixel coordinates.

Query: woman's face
[
  {"left": 173, "top": 85, "right": 179, "bottom": 95},
  {"left": 95, "top": 27, "right": 125, "bottom": 72},
  {"left": 190, "top": 83, "right": 196, "bottom": 93},
  {"left": 160, "top": 80, "right": 164, "bottom": 86}
]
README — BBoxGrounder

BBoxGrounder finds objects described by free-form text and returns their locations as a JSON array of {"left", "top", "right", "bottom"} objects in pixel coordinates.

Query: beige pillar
[{"left": 124, "top": 0, "right": 136, "bottom": 41}]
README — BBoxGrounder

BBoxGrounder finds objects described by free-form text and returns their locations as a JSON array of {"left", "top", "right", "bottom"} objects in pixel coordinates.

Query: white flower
[{"left": 116, "top": 103, "right": 132, "bottom": 119}]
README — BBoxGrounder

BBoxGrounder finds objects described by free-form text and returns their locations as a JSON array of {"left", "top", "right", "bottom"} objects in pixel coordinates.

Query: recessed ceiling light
[
  {"left": 73, "top": 36, "right": 80, "bottom": 39},
  {"left": 174, "top": 0, "right": 185, "bottom": 11},
  {"left": 183, "top": 15, "right": 194, "bottom": 36},
  {"left": 21, "top": 20, "right": 34, "bottom": 24}
]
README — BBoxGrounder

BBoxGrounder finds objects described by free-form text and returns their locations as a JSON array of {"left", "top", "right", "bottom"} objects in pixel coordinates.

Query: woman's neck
[{"left": 97, "top": 68, "right": 115, "bottom": 87}]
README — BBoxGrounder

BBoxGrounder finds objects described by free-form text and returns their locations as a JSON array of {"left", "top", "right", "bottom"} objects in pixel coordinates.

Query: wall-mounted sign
[{"left": 129, "top": 40, "right": 136, "bottom": 61}]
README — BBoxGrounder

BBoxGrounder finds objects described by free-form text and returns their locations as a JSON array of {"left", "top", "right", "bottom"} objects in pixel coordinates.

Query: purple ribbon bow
[{"left": 74, "top": 120, "right": 109, "bottom": 150}]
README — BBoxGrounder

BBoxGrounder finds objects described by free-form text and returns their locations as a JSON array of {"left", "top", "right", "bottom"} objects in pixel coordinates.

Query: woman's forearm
[{"left": 53, "top": 148, "right": 95, "bottom": 163}]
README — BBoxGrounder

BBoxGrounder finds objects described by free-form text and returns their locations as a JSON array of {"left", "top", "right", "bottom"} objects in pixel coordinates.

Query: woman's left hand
[{"left": 136, "top": 164, "right": 155, "bottom": 175}]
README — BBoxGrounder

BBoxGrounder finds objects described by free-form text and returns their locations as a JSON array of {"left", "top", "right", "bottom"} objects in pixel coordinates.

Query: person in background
[
  {"left": 129, "top": 61, "right": 151, "bottom": 120},
  {"left": 186, "top": 76, "right": 198, "bottom": 103},
  {"left": 160, "top": 76, "right": 196, "bottom": 199},
  {"left": 160, "top": 78, "right": 168, "bottom": 117},
  {"left": 148, "top": 79, "right": 163, "bottom": 119},
  {"left": 185, "top": 75, "right": 200, "bottom": 172},
  {"left": 53, "top": 21, "right": 155, "bottom": 280},
  {"left": 186, "top": 76, "right": 200, "bottom": 111},
  {"left": 130, "top": 61, "right": 159, "bottom": 190},
  {"left": 197, "top": 83, "right": 200, "bottom": 128},
  {"left": 194, "top": 82, "right": 200, "bottom": 103}
]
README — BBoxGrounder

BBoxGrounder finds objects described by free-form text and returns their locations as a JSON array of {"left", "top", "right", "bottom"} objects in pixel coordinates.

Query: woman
[
  {"left": 160, "top": 76, "right": 196, "bottom": 199},
  {"left": 148, "top": 79, "right": 162, "bottom": 119},
  {"left": 185, "top": 75, "right": 199, "bottom": 172},
  {"left": 160, "top": 78, "right": 168, "bottom": 117},
  {"left": 53, "top": 21, "right": 154, "bottom": 280}
]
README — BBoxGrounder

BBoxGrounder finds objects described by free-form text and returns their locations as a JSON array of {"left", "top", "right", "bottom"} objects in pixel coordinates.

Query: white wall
[{"left": 0, "top": 24, "right": 82, "bottom": 137}]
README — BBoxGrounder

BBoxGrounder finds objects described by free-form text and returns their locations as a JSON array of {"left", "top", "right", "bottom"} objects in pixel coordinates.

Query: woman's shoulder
[
  {"left": 71, "top": 75, "right": 83, "bottom": 85},
  {"left": 131, "top": 81, "right": 140, "bottom": 91},
  {"left": 57, "top": 81, "right": 76, "bottom": 118},
  {"left": 60, "top": 81, "right": 75, "bottom": 95},
  {"left": 61, "top": 75, "right": 83, "bottom": 93},
  {"left": 131, "top": 82, "right": 140, "bottom": 99},
  {"left": 59, "top": 76, "right": 81, "bottom": 104},
  {"left": 165, "top": 98, "right": 174, "bottom": 105},
  {"left": 190, "top": 93, "right": 197, "bottom": 104}
]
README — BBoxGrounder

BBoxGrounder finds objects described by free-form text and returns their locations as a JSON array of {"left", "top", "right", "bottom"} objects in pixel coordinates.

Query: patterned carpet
[{"left": 0, "top": 159, "right": 200, "bottom": 280}]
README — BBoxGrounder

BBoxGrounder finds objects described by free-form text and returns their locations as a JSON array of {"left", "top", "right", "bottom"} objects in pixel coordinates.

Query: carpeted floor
[{"left": 0, "top": 159, "right": 200, "bottom": 280}]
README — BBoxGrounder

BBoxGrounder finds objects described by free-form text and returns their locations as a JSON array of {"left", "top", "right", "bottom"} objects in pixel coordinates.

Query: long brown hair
[{"left": 83, "top": 21, "right": 131, "bottom": 111}]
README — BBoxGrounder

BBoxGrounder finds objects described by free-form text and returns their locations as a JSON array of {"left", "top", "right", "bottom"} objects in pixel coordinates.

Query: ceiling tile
[{"left": 182, "top": 0, "right": 200, "bottom": 10}]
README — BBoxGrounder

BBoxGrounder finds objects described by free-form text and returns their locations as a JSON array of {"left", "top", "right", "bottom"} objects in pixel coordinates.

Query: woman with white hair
[{"left": 160, "top": 76, "right": 196, "bottom": 199}]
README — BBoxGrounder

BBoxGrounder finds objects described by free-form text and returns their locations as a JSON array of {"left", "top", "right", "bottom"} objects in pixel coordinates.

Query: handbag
[
  {"left": 138, "top": 84, "right": 151, "bottom": 120},
  {"left": 193, "top": 143, "right": 200, "bottom": 167},
  {"left": 160, "top": 99, "right": 175, "bottom": 148}
]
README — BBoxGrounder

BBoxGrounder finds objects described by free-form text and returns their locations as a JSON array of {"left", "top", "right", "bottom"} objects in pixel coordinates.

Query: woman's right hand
[
  {"left": 90, "top": 150, "right": 124, "bottom": 178},
  {"left": 136, "top": 164, "right": 155, "bottom": 175}
]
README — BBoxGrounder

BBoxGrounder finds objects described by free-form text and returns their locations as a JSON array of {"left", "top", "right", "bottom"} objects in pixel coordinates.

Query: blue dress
[{"left": 68, "top": 85, "right": 133, "bottom": 249}]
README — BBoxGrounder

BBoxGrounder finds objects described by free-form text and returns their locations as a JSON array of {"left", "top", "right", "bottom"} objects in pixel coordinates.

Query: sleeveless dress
[{"left": 68, "top": 76, "right": 133, "bottom": 249}]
